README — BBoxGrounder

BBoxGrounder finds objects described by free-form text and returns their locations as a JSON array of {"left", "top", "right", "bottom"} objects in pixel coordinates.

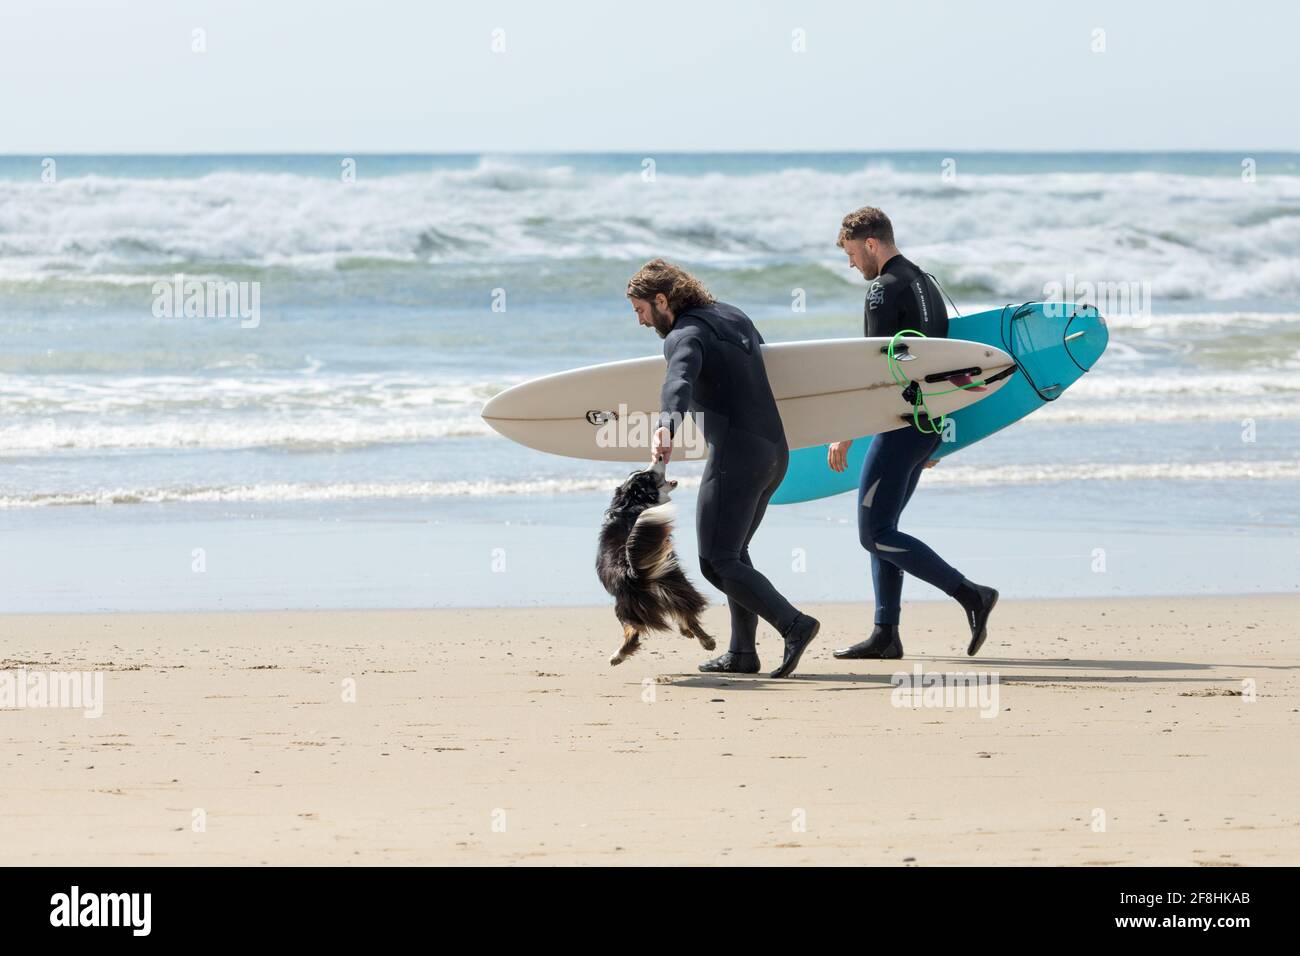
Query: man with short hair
[
  {"left": 829, "top": 208, "right": 999, "bottom": 659},
  {"left": 628, "top": 258, "right": 820, "bottom": 678}
]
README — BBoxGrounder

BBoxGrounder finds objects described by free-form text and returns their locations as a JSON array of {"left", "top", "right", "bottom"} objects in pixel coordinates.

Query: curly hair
[
  {"left": 626, "top": 258, "right": 715, "bottom": 314},
  {"left": 837, "top": 206, "right": 895, "bottom": 248}
]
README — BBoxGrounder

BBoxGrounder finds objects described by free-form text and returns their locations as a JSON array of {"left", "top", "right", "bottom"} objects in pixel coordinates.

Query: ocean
[{"left": 2, "top": 152, "right": 1297, "bottom": 612}]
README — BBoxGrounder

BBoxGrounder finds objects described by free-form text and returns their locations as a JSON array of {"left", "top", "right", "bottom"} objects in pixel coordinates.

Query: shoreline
[
  {"left": 4, "top": 487, "right": 1297, "bottom": 614},
  {"left": 3, "top": 589, "right": 1297, "bottom": 617},
  {"left": 2, "top": 595, "right": 1298, "bottom": 865}
]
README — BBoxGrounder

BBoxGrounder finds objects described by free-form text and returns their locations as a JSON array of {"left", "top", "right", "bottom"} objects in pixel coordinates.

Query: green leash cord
[{"left": 885, "top": 329, "right": 990, "bottom": 435}]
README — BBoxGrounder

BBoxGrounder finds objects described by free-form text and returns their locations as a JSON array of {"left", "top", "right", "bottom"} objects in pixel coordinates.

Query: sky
[{"left": 2, "top": 0, "right": 1297, "bottom": 153}]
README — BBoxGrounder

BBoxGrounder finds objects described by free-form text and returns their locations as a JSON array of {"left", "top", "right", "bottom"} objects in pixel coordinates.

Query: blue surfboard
[{"left": 771, "top": 302, "right": 1109, "bottom": 504}]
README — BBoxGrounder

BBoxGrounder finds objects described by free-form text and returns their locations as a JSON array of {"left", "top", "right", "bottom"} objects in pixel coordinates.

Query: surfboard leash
[
  {"left": 885, "top": 329, "right": 992, "bottom": 435},
  {"left": 925, "top": 273, "right": 963, "bottom": 319}
]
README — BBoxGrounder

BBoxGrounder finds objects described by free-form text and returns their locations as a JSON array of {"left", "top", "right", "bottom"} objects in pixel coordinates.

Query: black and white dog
[{"left": 596, "top": 460, "right": 715, "bottom": 665}]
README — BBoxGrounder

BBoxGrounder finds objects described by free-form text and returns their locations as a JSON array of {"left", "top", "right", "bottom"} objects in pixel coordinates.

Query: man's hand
[
  {"left": 827, "top": 439, "right": 853, "bottom": 473},
  {"left": 652, "top": 425, "right": 673, "bottom": 464},
  {"left": 923, "top": 458, "right": 939, "bottom": 470}
]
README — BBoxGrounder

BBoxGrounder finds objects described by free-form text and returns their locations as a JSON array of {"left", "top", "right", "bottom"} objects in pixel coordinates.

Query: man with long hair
[{"left": 627, "top": 259, "right": 820, "bottom": 678}]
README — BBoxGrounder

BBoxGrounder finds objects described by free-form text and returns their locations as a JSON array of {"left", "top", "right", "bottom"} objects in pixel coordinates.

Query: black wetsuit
[
  {"left": 659, "top": 301, "right": 801, "bottom": 652},
  {"left": 863, "top": 253, "right": 949, "bottom": 340},
  {"left": 857, "top": 255, "right": 965, "bottom": 624}
]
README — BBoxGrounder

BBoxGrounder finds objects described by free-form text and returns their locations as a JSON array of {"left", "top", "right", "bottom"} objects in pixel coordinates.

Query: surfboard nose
[{"left": 1063, "top": 307, "right": 1109, "bottom": 371}]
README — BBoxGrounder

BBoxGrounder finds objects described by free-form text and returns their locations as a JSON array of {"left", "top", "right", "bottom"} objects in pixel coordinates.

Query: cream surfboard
[{"left": 481, "top": 337, "right": 1015, "bottom": 462}]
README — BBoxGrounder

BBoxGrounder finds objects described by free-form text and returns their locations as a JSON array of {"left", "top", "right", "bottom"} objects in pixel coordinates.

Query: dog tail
[{"left": 625, "top": 503, "right": 677, "bottom": 581}]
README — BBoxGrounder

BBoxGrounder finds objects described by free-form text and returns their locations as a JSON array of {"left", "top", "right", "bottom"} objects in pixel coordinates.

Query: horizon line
[{"left": 3, "top": 148, "right": 1297, "bottom": 158}]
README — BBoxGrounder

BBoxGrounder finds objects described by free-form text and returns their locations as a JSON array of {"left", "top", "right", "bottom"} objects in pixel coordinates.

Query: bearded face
[
  {"left": 648, "top": 298, "right": 675, "bottom": 338},
  {"left": 844, "top": 237, "right": 894, "bottom": 280},
  {"left": 631, "top": 295, "right": 676, "bottom": 338}
]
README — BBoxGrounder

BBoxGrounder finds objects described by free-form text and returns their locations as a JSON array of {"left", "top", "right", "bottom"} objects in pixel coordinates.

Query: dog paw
[
  {"left": 608, "top": 653, "right": 624, "bottom": 666},
  {"left": 699, "top": 636, "right": 716, "bottom": 651}
]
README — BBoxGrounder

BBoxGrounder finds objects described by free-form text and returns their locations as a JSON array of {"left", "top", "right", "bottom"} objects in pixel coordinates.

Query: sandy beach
[{"left": 2, "top": 594, "right": 1297, "bottom": 866}]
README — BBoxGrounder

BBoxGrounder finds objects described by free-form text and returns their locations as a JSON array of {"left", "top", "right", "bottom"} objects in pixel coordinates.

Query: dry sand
[{"left": 2, "top": 595, "right": 1298, "bottom": 865}]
